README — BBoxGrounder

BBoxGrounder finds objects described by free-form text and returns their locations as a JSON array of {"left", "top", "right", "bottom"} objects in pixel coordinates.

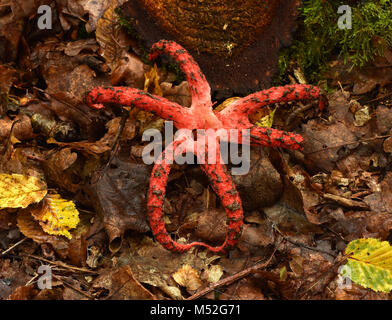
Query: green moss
[
  {"left": 115, "top": 7, "right": 149, "bottom": 63},
  {"left": 276, "top": 0, "right": 392, "bottom": 84}
]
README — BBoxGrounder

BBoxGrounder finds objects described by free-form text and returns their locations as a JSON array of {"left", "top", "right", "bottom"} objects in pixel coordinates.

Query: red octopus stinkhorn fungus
[{"left": 87, "top": 40, "right": 326, "bottom": 253}]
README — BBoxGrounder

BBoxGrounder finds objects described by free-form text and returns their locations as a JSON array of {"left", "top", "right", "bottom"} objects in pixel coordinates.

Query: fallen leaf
[
  {"left": 172, "top": 265, "right": 202, "bottom": 291},
  {"left": 95, "top": 0, "right": 128, "bottom": 70},
  {"left": 354, "top": 106, "right": 371, "bottom": 127},
  {"left": 343, "top": 238, "right": 392, "bottom": 293},
  {"left": 31, "top": 193, "right": 80, "bottom": 239},
  {"left": 87, "top": 157, "right": 150, "bottom": 250},
  {"left": 0, "top": 174, "right": 47, "bottom": 209},
  {"left": 205, "top": 265, "right": 223, "bottom": 283},
  {"left": 91, "top": 265, "right": 156, "bottom": 300},
  {"left": 232, "top": 148, "right": 283, "bottom": 211},
  {"left": 17, "top": 210, "right": 70, "bottom": 259}
]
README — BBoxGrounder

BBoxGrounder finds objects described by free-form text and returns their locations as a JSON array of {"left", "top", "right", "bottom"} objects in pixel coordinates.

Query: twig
[
  {"left": 364, "top": 91, "right": 392, "bottom": 104},
  {"left": 286, "top": 101, "right": 318, "bottom": 126},
  {"left": 31, "top": 86, "right": 91, "bottom": 121},
  {"left": 53, "top": 275, "right": 95, "bottom": 300},
  {"left": 1, "top": 119, "right": 21, "bottom": 156},
  {"left": 1, "top": 237, "right": 27, "bottom": 256},
  {"left": 24, "top": 254, "right": 98, "bottom": 274},
  {"left": 272, "top": 224, "right": 337, "bottom": 258},
  {"left": 304, "top": 135, "right": 390, "bottom": 155},
  {"left": 186, "top": 248, "right": 277, "bottom": 300},
  {"left": 25, "top": 273, "right": 40, "bottom": 286}
]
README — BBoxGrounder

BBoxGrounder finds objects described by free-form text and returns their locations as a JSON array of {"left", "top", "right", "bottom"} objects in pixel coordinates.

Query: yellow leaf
[
  {"left": 144, "top": 64, "right": 163, "bottom": 97},
  {"left": 172, "top": 264, "right": 202, "bottom": 291},
  {"left": 215, "top": 97, "right": 241, "bottom": 112},
  {"left": 0, "top": 174, "right": 47, "bottom": 209},
  {"left": 342, "top": 238, "right": 392, "bottom": 293},
  {"left": 280, "top": 266, "right": 287, "bottom": 281},
  {"left": 136, "top": 64, "right": 165, "bottom": 133},
  {"left": 254, "top": 106, "right": 277, "bottom": 128},
  {"left": 215, "top": 97, "right": 276, "bottom": 128},
  {"left": 206, "top": 265, "right": 223, "bottom": 283},
  {"left": 32, "top": 193, "right": 80, "bottom": 239}
]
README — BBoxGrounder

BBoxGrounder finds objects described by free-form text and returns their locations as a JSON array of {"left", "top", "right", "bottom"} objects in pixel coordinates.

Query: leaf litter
[{"left": 0, "top": 0, "right": 391, "bottom": 300}]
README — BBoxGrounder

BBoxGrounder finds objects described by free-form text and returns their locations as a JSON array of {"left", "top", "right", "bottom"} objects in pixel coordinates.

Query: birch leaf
[
  {"left": 342, "top": 238, "right": 392, "bottom": 293},
  {"left": 31, "top": 193, "right": 80, "bottom": 239},
  {"left": 0, "top": 174, "right": 47, "bottom": 209}
]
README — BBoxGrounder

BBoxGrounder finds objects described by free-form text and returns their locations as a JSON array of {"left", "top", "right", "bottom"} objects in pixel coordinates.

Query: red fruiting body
[{"left": 87, "top": 40, "right": 325, "bottom": 253}]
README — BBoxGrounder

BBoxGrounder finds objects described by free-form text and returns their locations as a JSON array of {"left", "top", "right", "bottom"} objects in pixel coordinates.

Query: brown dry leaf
[
  {"left": 327, "top": 210, "right": 392, "bottom": 242},
  {"left": 57, "top": 0, "right": 109, "bottom": 32},
  {"left": 110, "top": 52, "right": 150, "bottom": 89},
  {"left": 363, "top": 172, "right": 392, "bottom": 213},
  {"left": 264, "top": 163, "right": 323, "bottom": 231},
  {"left": 192, "top": 209, "right": 275, "bottom": 252},
  {"left": 120, "top": 235, "right": 212, "bottom": 299},
  {"left": 8, "top": 285, "right": 38, "bottom": 300},
  {"left": 302, "top": 120, "right": 358, "bottom": 172},
  {"left": 0, "top": 65, "right": 17, "bottom": 94},
  {"left": 0, "top": 0, "right": 43, "bottom": 62},
  {"left": 41, "top": 148, "right": 81, "bottom": 195},
  {"left": 51, "top": 148, "right": 77, "bottom": 172},
  {"left": 87, "top": 157, "right": 150, "bottom": 251},
  {"left": 328, "top": 56, "right": 392, "bottom": 95},
  {"left": 286, "top": 251, "right": 335, "bottom": 299},
  {"left": 172, "top": 264, "right": 202, "bottom": 291},
  {"left": 17, "top": 210, "right": 70, "bottom": 259},
  {"left": 47, "top": 116, "right": 136, "bottom": 156},
  {"left": 0, "top": 259, "right": 31, "bottom": 300},
  {"left": 233, "top": 278, "right": 266, "bottom": 300},
  {"left": 376, "top": 106, "right": 392, "bottom": 135},
  {"left": 91, "top": 265, "right": 156, "bottom": 300},
  {"left": 30, "top": 39, "right": 107, "bottom": 133},
  {"left": 0, "top": 173, "right": 47, "bottom": 209},
  {"left": 334, "top": 283, "right": 389, "bottom": 300},
  {"left": 161, "top": 81, "right": 192, "bottom": 108},
  {"left": 0, "top": 115, "right": 34, "bottom": 141},
  {"left": 64, "top": 39, "right": 99, "bottom": 57},
  {"left": 192, "top": 209, "right": 227, "bottom": 244},
  {"left": 232, "top": 148, "right": 282, "bottom": 211}
]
